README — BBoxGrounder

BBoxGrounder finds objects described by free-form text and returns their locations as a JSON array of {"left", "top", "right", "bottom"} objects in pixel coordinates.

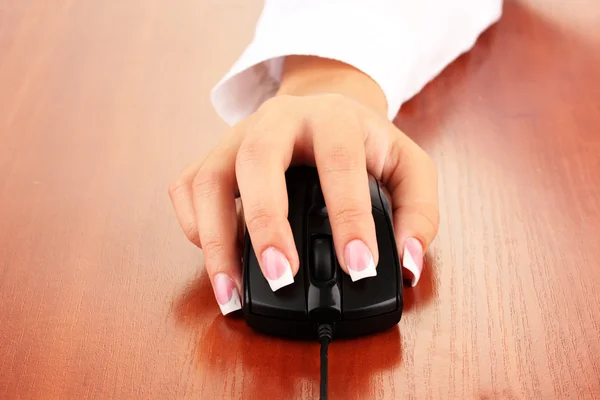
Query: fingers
[
  {"left": 235, "top": 113, "right": 299, "bottom": 292},
  {"left": 311, "top": 102, "right": 378, "bottom": 282},
  {"left": 380, "top": 123, "right": 440, "bottom": 286},
  {"left": 170, "top": 91, "right": 440, "bottom": 328},
  {"left": 191, "top": 144, "right": 244, "bottom": 315},
  {"left": 169, "top": 159, "right": 246, "bottom": 253},
  {"left": 168, "top": 159, "right": 205, "bottom": 248}
]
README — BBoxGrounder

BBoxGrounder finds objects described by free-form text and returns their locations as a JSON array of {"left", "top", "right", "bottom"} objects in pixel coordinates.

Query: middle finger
[{"left": 311, "top": 104, "right": 378, "bottom": 282}]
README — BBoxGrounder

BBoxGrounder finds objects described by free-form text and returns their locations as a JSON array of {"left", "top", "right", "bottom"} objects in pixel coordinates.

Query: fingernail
[
  {"left": 403, "top": 238, "right": 423, "bottom": 287},
  {"left": 345, "top": 239, "right": 377, "bottom": 282},
  {"left": 213, "top": 273, "right": 241, "bottom": 315},
  {"left": 261, "top": 247, "right": 294, "bottom": 291}
]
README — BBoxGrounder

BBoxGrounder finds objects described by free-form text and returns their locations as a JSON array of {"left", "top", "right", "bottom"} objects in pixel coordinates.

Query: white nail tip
[
  {"left": 267, "top": 265, "right": 295, "bottom": 292},
  {"left": 403, "top": 250, "right": 421, "bottom": 287},
  {"left": 218, "top": 290, "right": 241, "bottom": 315},
  {"left": 348, "top": 258, "right": 377, "bottom": 282}
]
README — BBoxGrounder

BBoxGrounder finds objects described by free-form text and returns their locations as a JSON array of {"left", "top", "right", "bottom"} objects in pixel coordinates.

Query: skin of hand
[{"left": 169, "top": 55, "right": 440, "bottom": 315}]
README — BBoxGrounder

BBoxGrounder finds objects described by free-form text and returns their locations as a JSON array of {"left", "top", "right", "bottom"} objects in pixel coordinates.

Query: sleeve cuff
[{"left": 210, "top": 0, "right": 503, "bottom": 126}]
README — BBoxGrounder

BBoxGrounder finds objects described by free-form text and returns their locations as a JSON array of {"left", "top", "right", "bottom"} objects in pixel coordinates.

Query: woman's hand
[{"left": 169, "top": 56, "right": 439, "bottom": 315}]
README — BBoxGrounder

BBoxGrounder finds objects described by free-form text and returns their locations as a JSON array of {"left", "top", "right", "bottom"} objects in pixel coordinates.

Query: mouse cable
[{"left": 318, "top": 323, "right": 333, "bottom": 400}]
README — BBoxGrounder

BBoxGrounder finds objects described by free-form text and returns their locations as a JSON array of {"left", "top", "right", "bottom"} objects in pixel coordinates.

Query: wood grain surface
[{"left": 1, "top": 1, "right": 599, "bottom": 399}]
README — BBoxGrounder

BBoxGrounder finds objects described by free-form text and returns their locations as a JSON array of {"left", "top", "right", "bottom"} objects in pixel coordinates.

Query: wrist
[{"left": 276, "top": 56, "right": 388, "bottom": 117}]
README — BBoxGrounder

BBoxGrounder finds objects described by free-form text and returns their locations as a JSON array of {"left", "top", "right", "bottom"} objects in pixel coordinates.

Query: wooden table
[{"left": 1, "top": 1, "right": 599, "bottom": 399}]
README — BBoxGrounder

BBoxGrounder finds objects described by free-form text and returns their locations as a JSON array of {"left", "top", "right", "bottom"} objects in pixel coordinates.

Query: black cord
[{"left": 318, "top": 324, "right": 333, "bottom": 400}]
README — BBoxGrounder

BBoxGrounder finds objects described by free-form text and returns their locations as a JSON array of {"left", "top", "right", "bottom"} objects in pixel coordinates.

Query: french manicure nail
[
  {"left": 403, "top": 238, "right": 423, "bottom": 287},
  {"left": 262, "top": 247, "right": 294, "bottom": 291},
  {"left": 345, "top": 239, "right": 377, "bottom": 282},
  {"left": 214, "top": 273, "right": 242, "bottom": 315}
]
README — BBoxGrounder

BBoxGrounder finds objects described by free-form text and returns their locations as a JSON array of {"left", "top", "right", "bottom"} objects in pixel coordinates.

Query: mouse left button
[
  {"left": 245, "top": 239, "right": 308, "bottom": 320},
  {"left": 243, "top": 175, "right": 308, "bottom": 320}
]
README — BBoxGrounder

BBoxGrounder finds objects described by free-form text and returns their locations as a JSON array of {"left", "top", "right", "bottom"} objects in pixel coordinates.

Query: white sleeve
[{"left": 210, "top": 0, "right": 503, "bottom": 125}]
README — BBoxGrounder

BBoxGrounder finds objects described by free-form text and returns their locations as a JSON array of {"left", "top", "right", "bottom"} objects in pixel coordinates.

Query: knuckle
[
  {"left": 311, "top": 95, "right": 355, "bottom": 123},
  {"left": 397, "top": 145, "right": 417, "bottom": 171},
  {"left": 201, "top": 237, "right": 227, "bottom": 257},
  {"left": 403, "top": 201, "right": 440, "bottom": 236},
  {"left": 229, "top": 118, "right": 250, "bottom": 140},
  {"left": 330, "top": 203, "right": 370, "bottom": 228},
  {"left": 316, "top": 94, "right": 359, "bottom": 121},
  {"left": 321, "top": 144, "right": 360, "bottom": 173},
  {"left": 319, "top": 92, "right": 348, "bottom": 108},
  {"left": 192, "top": 168, "right": 223, "bottom": 198},
  {"left": 256, "top": 95, "right": 279, "bottom": 113},
  {"left": 256, "top": 95, "right": 295, "bottom": 117},
  {"left": 395, "top": 143, "right": 437, "bottom": 180},
  {"left": 182, "top": 223, "right": 201, "bottom": 246},
  {"left": 245, "top": 205, "right": 275, "bottom": 235},
  {"left": 168, "top": 179, "right": 187, "bottom": 199},
  {"left": 236, "top": 139, "right": 268, "bottom": 170}
]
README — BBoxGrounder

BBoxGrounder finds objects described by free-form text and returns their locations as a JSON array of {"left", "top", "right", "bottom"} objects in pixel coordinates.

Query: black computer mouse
[{"left": 241, "top": 165, "right": 403, "bottom": 340}]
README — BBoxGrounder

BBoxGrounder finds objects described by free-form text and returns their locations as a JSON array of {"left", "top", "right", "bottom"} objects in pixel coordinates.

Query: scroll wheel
[{"left": 312, "top": 236, "right": 335, "bottom": 281}]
